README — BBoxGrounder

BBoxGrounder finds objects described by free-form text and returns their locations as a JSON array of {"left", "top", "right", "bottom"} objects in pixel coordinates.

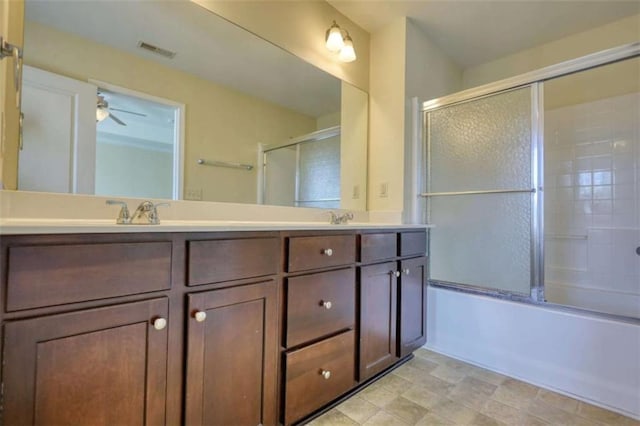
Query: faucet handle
[
  {"left": 149, "top": 202, "right": 170, "bottom": 224},
  {"left": 328, "top": 211, "right": 339, "bottom": 225},
  {"left": 106, "top": 200, "right": 131, "bottom": 224}
]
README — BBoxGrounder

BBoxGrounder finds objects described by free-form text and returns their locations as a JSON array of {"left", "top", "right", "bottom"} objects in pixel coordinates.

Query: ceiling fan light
[
  {"left": 339, "top": 35, "right": 356, "bottom": 63},
  {"left": 325, "top": 21, "right": 344, "bottom": 53},
  {"left": 96, "top": 107, "right": 109, "bottom": 122}
]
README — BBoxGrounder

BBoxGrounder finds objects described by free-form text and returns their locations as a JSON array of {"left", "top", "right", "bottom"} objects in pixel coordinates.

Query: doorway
[{"left": 93, "top": 82, "right": 184, "bottom": 200}]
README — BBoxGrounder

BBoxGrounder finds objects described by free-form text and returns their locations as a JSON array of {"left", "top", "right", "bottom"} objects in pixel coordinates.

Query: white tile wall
[{"left": 544, "top": 92, "right": 639, "bottom": 318}]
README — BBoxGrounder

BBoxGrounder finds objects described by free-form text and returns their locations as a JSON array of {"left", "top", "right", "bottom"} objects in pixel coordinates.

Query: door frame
[
  {"left": 89, "top": 79, "right": 186, "bottom": 200},
  {"left": 22, "top": 65, "right": 97, "bottom": 194}
]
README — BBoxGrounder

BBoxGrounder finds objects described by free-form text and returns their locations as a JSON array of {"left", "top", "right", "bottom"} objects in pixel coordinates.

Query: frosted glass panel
[
  {"left": 426, "top": 86, "right": 533, "bottom": 295},
  {"left": 429, "top": 193, "right": 531, "bottom": 294},
  {"left": 297, "top": 136, "right": 340, "bottom": 208},
  {"left": 428, "top": 88, "right": 532, "bottom": 193}
]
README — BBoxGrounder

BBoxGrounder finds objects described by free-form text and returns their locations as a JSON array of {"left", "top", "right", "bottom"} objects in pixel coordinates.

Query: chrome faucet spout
[
  {"left": 131, "top": 201, "right": 169, "bottom": 225},
  {"left": 328, "top": 211, "right": 353, "bottom": 225}
]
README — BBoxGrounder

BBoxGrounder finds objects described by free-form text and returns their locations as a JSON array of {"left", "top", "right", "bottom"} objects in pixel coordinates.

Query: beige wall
[
  {"left": 23, "top": 21, "right": 317, "bottom": 204},
  {"left": 193, "top": 0, "right": 370, "bottom": 92},
  {"left": 368, "top": 18, "right": 407, "bottom": 214},
  {"left": 316, "top": 111, "right": 341, "bottom": 129},
  {"left": 368, "top": 17, "right": 462, "bottom": 217},
  {"left": 544, "top": 56, "right": 640, "bottom": 110},
  {"left": 340, "top": 81, "right": 368, "bottom": 211},
  {"left": 0, "top": 0, "right": 24, "bottom": 190},
  {"left": 403, "top": 19, "right": 462, "bottom": 221},
  {"left": 463, "top": 14, "right": 640, "bottom": 88}
]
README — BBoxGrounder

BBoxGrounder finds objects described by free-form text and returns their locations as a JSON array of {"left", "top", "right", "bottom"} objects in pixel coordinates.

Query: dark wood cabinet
[
  {"left": 284, "top": 330, "right": 356, "bottom": 425},
  {"left": 2, "top": 298, "right": 169, "bottom": 426},
  {"left": 359, "top": 261, "right": 399, "bottom": 381},
  {"left": 398, "top": 257, "right": 428, "bottom": 358},
  {"left": 285, "top": 268, "right": 356, "bottom": 347},
  {"left": 185, "top": 280, "right": 278, "bottom": 426},
  {"left": 0, "top": 228, "right": 428, "bottom": 426}
]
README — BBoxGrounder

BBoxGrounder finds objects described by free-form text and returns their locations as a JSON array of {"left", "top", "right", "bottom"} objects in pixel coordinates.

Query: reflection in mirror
[
  {"left": 19, "top": 0, "right": 368, "bottom": 209},
  {"left": 263, "top": 126, "right": 341, "bottom": 208}
]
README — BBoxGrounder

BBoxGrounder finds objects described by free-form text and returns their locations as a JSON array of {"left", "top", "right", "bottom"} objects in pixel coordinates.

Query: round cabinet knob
[
  {"left": 321, "top": 300, "right": 332, "bottom": 309},
  {"left": 403, "top": 268, "right": 410, "bottom": 275},
  {"left": 322, "top": 248, "right": 333, "bottom": 256},
  {"left": 194, "top": 311, "right": 207, "bottom": 322},
  {"left": 320, "top": 369, "right": 331, "bottom": 380},
  {"left": 390, "top": 270, "right": 400, "bottom": 278},
  {"left": 152, "top": 317, "right": 167, "bottom": 331}
]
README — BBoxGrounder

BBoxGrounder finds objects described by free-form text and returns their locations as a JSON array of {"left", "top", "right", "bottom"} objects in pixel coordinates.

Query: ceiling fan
[{"left": 96, "top": 94, "right": 147, "bottom": 126}]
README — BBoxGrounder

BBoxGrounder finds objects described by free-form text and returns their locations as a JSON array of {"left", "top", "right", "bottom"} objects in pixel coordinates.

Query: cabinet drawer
[
  {"left": 286, "top": 268, "right": 355, "bottom": 347},
  {"left": 188, "top": 237, "right": 279, "bottom": 286},
  {"left": 360, "top": 233, "right": 397, "bottom": 263},
  {"left": 288, "top": 235, "right": 355, "bottom": 272},
  {"left": 6, "top": 242, "right": 172, "bottom": 311},
  {"left": 400, "top": 231, "right": 427, "bottom": 257},
  {"left": 284, "top": 330, "right": 355, "bottom": 425}
]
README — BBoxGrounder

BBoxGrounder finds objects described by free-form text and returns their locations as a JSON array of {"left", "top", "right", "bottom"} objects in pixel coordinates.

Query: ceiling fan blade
[
  {"left": 110, "top": 107, "right": 147, "bottom": 117},
  {"left": 108, "top": 112, "right": 127, "bottom": 126}
]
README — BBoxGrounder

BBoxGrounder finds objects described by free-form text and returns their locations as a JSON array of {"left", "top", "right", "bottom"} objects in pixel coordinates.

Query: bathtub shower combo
[{"left": 422, "top": 44, "right": 639, "bottom": 320}]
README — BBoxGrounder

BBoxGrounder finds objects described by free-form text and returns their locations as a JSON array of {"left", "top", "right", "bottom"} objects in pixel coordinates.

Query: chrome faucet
[
  {"left": 328, "top": 211, "right": 354, "bottom": 225},
  {"left": 106, "top": 200, "right": 169, "bottom": 225},
  {"left": 131, "top": 201, "right": 169, "bottom": 224}
]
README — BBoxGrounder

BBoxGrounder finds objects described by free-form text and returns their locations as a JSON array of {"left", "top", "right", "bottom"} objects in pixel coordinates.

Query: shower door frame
[
  {"left": 262, "top": 125, "right": 341, "bottom": 207},
  {"left": 420, "top": 42, "right": 640, "bottom": 305}
]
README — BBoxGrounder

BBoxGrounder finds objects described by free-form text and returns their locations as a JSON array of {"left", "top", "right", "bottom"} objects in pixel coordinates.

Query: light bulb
[
  {"left": 325, "top": 22, "right": 344, "bottom": 53},
  {"left": 339, "top": 35, "right": 356, "bottom": 63},
  {"left": 96, "top": 108, "right": 109, "bottom": 122}
]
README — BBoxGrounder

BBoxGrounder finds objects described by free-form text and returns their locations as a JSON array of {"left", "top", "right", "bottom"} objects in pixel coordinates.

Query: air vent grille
[{"left": 137, "top": 41, "right": 176, "bottom": 59}]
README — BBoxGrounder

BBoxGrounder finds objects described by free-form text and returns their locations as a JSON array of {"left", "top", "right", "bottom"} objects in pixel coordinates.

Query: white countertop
[{"left": 0, "top": 218, "right": 434, "bottom": 235}]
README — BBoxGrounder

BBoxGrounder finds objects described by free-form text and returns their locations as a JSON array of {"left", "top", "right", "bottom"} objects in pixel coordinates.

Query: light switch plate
[{"left": 379, "top": 182, "right": 388, "bottom": 198}]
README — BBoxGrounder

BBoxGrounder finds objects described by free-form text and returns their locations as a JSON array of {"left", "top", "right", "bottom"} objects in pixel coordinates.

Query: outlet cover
[
  {"left": 184, "top": 188, "right": 203, "bottom": 201},
  {"left": 352, "top": 185, "right": 360, "bottom": 199}
]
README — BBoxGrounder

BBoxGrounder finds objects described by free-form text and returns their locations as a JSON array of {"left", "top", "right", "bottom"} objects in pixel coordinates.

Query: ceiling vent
[{"left": 137, "top": 41, "right": 176, "bottom": 59}]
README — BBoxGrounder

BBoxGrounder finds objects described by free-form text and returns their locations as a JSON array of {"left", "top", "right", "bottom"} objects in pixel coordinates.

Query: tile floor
[{"left": 308, "top": 349, "right": 639, "bottom": 426}]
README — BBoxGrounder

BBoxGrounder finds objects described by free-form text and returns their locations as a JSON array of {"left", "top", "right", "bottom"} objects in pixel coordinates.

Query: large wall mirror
[{"left": 17, "top": 0, "right": 368, "bottom": 210}]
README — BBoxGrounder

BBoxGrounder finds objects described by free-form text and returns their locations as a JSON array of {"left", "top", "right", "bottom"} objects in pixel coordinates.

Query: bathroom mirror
[{"left": 17, "top": 0, "right": 368, "bottom": 210}]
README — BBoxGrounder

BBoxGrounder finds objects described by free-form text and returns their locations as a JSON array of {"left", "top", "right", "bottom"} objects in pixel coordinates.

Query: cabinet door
[
  {"left": 185, "top": 280, "right": 278, "bottom": 426},
  {"left": 398, "top": 257, "right": 428, "bottom": 358},
  {"left": 359, "top": 261, "right": 398, "bottom": 381},
  {"left": 3, "top": 298, "right": 169, "bottom": 426}
]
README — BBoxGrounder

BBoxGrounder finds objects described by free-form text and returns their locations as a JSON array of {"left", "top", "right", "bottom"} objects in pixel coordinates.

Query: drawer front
[
  {"left": 288, "top": 235, "right": 355, "bottom": 272},
  {"left": 188, "top": 237, "right": 279, "bottom": 286},
  {"left": 400, "top": 231, "right": 427, "bottom": 257},
  {"left": 286, "top": 268, "right": 355, "bottom": 348},
  {"left": 284, "top": 330, "right": 355, "bottom": 425},
  {"left": 360, "top": 233, "right": 397, "bottom": 263},
  {"left": 6, "top": 242, "right": 172, "bottom": 311}
]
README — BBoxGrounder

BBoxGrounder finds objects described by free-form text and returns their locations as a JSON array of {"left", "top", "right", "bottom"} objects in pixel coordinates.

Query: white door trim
[{"left": 22, "top": 65, "right": 97, "bottom": 193}]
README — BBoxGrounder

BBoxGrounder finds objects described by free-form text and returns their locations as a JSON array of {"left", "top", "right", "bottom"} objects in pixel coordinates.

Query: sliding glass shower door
[{"left": 425, "top": 86, "right": 539, "bottom": 297}]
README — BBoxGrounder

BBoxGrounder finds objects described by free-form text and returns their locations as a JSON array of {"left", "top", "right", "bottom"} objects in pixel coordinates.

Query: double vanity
[{"left": 0, "top": 217, "right": 429, "bottom": 425}]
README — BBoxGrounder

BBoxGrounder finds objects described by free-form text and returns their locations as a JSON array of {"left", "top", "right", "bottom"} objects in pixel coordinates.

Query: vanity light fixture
[{"left": 325, "top": 21, "right": 356, "bottom": 63}]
